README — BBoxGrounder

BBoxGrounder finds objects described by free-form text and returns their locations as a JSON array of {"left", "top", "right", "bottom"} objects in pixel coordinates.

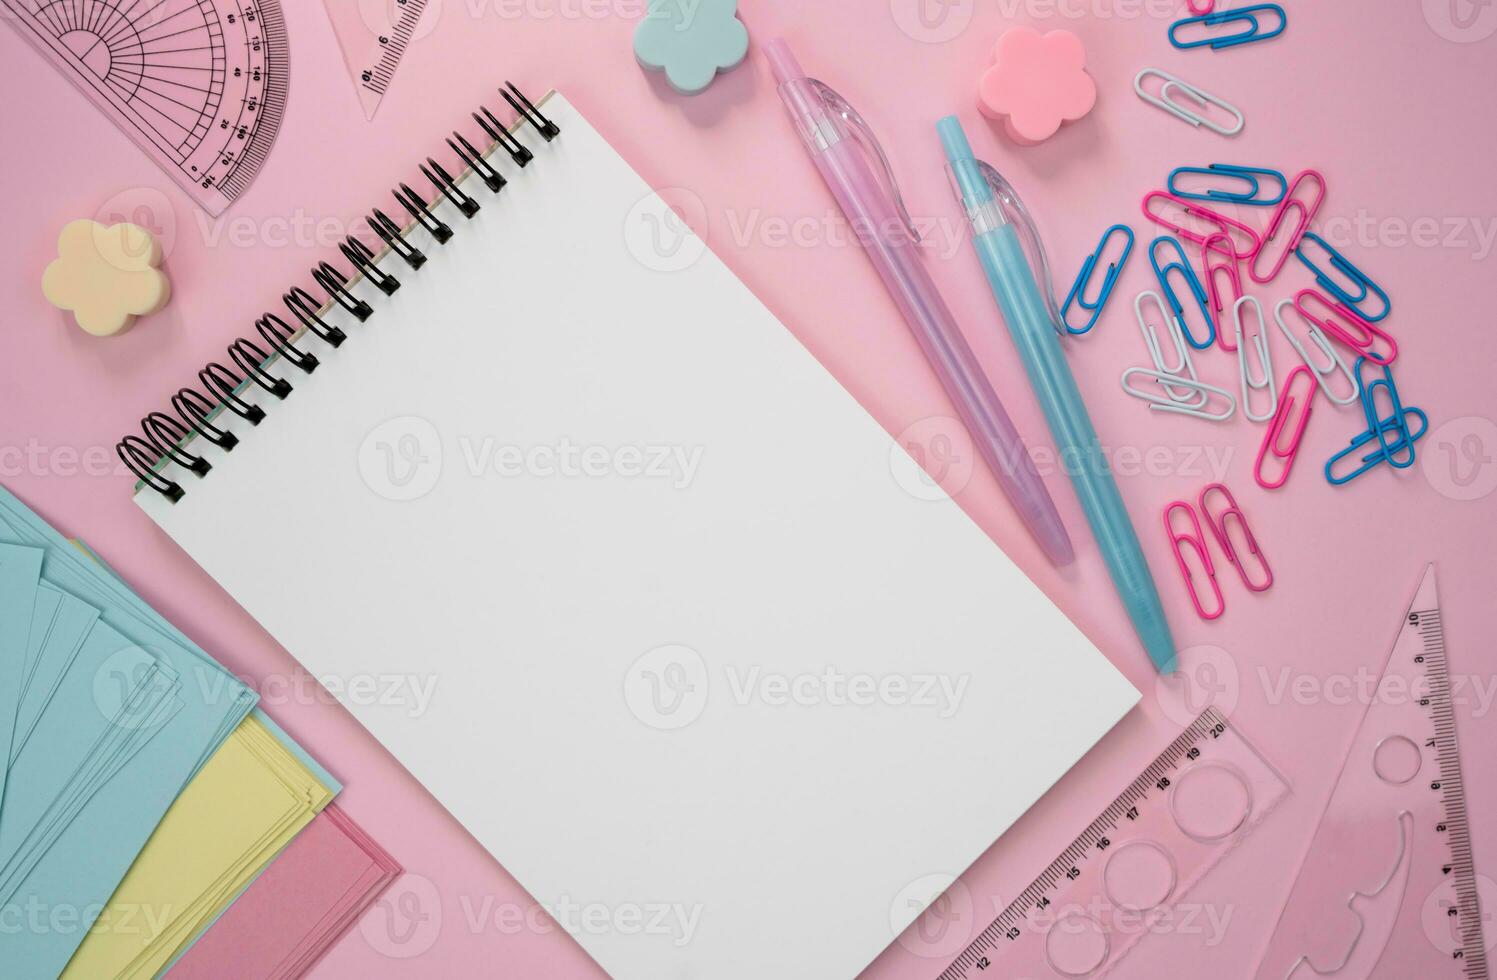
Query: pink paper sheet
[{"left": 167, "top": 805, "right": 400, "bottom": 980}]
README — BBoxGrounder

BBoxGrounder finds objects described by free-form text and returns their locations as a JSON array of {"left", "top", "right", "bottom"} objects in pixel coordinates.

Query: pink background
[{"left": 3, "top": 0, "right": 1496, "bottom": 976}]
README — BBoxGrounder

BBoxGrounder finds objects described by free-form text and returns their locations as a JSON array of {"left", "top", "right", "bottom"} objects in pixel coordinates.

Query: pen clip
[
  {"left": 970, "top": 160, "right": 1065, "bottom": 335},
  {"left": 808, "top": 79, "right": 921, "bottom": 244}
]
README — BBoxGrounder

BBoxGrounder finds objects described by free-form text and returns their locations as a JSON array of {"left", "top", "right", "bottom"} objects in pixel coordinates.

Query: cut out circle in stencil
[
  {"left": 1104, "top": 840, "right": 1178, "bottom": 911},
  {"left": 1168, "top": 762, "right": 1252, "bottom": 841},
  {"left": 1044, "top": 911, "right": 1110, "bottom": 977},
  {"left": 1373, "top": 734, "right": 1423, "bottom": 784}
]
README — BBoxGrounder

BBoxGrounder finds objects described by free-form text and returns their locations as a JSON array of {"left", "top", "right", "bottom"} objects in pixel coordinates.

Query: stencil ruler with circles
[
  {"left": 936, "top": 706, "right": 1289, "bottom": 979},
  {"left": 3, "top": 0, "right": 288, "bottom": 215},
  {"left": 1255, "top": 564, "right": 1489, "bottom": 980}
]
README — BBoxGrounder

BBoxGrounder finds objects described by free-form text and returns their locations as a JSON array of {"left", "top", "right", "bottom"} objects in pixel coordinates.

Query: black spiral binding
[
  {"left": 421, "top": 158, "right": 480, "bottom": 218},
  {"left": 340, "top": 237, "right": 400, "bottom": 295},
  {"left": 447, "top": 131, "right": 505, "bottom": 193},
  {"left": 474, "top": 107, "right": 533, "bottom": 168},
  {"left": 117, "top": 83, "right": 560, "bottom": 502},
  {"left": 393, "top": 183, "right": 453, "bottom": 244},
  {"left": 370, "top": 209, "right": 426, "bottom": 269},
  {"left": 284, "top": 286, "right": 347, "bottom": 346}
]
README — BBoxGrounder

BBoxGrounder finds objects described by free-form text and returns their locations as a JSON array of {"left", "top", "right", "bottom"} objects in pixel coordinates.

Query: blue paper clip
[
  {"left": 1324, "top": 357, "right": 1429, "bottom": 485},
  {"left": 1169, "top": 4, "right": 1287, "bottom": 50},
  {"left": 1166, "top": 164, "right": 1287, "bottom": 206},
  {"left": 1149, "top": 235, "right": 1216, "bottom": 350},
  {"left": 1295, "top": 232, "right": 1391, "bottom": 322},
  {"left": 1325, "top": 410, "right": 1429, "bottom": 484},
  {"left": 1326, "top": 408, "right": 1429, "bottom": 485},
  {"left": 1358, "top": 358, "right": 1419, "bottom": 467},
  {"left": 1060, "top": 224, "right": 1134, "bottom": 336}
]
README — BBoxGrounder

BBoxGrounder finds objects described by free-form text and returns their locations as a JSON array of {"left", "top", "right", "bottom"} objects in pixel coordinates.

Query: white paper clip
[
  {"left": 1121, "top": 368, "right": 1238, "bottom": 421},
  {"left": 1233, "top": 296, "right": 1277, "bottom": 423},
  {"left": 1135, "top": 289, "right": 1202, "bottom": 407},
  {"left": 1274, "top": 298, "right": 1359, "bottom": 405},
  {"left": 1134, "top": 68, "right": 1245, "bottom": 137}
]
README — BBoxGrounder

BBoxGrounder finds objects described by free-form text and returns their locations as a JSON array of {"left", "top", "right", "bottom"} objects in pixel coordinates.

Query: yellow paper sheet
[{"left": 59, "top": 715, "right": 333, "bottom": 979}]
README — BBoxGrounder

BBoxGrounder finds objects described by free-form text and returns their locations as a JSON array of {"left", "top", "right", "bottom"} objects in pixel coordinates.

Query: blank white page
[{"left": 137, "top": 94, "right": 1137, "bottom": 979}]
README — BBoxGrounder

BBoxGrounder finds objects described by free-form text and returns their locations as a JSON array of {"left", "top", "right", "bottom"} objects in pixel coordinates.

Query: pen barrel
[
  {"left": 977, "top": 226, "right": 1175, "bottom": 667},
  {"left": 811, "top": 140, "right": 1072, "bottom": 565}
]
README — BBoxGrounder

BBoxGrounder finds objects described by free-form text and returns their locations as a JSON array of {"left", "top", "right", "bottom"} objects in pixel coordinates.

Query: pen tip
[
  {"left": 763, "top": 38, "right": 803, "bottom": 85},
  {"left": 935, "top": 116, "right": 973, "bottom": 162}
]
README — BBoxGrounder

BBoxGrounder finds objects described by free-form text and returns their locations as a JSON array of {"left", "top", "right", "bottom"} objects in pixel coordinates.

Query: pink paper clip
[
  {"left": 1141, "top": 191, "right": 1261, "bottom": 259},
  {"left": 1249, "top": 169, "right": 1325, "bottom": 283},
  {"left": 1293, "top": 288, "right": 1398, "bottom": 366},
  {"left": 1255, "top": 364, "right": 1317, "bottom": 490},
  {"left": 1199, "top": 483, "right": 1273, "bottom": 592},
  {"left": 1164, "top": 501, "right": 1224, "bottom": 620},
  {"left": 1187, "top": 0, "right": 1215, "bottom": 11},
  {"left": 1201, "top": 232, "right": 1242, "bottom": 350}
]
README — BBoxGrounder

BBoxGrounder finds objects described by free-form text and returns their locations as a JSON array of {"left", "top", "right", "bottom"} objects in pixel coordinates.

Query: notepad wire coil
[{"left": 115, "top": 83, "right": 560, "bottom": 503}]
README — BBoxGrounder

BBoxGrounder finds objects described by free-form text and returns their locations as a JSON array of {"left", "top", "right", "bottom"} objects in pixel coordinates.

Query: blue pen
[{"left": 937, "top": 116, "right": 1178, "bottom": 674}]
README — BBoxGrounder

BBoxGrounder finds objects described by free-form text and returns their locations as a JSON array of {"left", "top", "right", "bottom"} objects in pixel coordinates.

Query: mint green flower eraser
[{"left": 634, "top": 0, "right": 749, "bottom": 95}]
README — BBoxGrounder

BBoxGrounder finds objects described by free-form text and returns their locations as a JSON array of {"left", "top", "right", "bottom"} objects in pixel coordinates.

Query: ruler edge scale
[
  {"left": 223, "top": 0, "right": 291, "bottom": 204},
  {"left": 324, "top": 0, "right": 430, "bottom": 119},
  {"left": 936, "top": 705, "right": 1288, "bottom": 980},
  {"left": 1423, "top": 600, "right": 1489, "bottom": 977},
  {"left": 1250, "top": 564, "right": 1488, "bottom": 980},
  {"left": 1419, "top": 600, "right": 1488, "bottom": 976},
  {"left": 0, "top": 0, "right": 291, "bottom": 214},
  {"left": 361, "top": 0, "right": 427, "bottom": 97}
]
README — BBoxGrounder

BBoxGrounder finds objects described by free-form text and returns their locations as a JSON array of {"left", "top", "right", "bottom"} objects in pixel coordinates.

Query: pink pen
[{"left": 765, "top": 38, "right": 1073, "bottom": 566}]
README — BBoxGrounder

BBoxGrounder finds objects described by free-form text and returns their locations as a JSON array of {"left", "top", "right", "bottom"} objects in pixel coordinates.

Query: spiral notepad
[{"left": 115, "top": 85, "right": 1138, "bottom": 980}]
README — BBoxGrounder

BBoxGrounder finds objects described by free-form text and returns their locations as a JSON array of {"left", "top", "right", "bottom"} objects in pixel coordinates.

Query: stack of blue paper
[{"left": 0, "top": 485, "right": 258, "bottom": 978}]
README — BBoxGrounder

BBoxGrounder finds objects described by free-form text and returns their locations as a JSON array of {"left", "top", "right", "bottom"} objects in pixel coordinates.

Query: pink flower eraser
[{"left": 978, "top": 27, "right": 1097, "bottom": 146}]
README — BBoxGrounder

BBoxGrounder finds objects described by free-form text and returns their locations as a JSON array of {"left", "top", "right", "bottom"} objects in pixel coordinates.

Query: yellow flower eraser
[{"left": 42, "top": 219, "right": 171, "bottom": 337}]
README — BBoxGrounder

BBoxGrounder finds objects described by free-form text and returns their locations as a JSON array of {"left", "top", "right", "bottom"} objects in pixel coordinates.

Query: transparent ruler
[
  {"left": 323, "top": 0, "right": 430, "bottom": 119},
  {"left": 938, "top": 706, "right": 1289, "bottom": 978},
  {"left": 3, "top": 0, "right": 289, "bottom": 214},
  {"left": 1255, "top": 564, "right": 1489, "bottom": 980}
]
